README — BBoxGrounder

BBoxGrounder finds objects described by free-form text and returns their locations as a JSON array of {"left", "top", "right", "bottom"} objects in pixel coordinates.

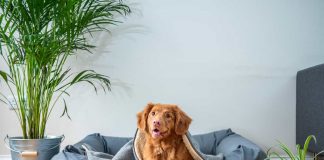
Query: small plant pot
[{"left": 5, "top": 135, "right": 64, "bottom": 160}]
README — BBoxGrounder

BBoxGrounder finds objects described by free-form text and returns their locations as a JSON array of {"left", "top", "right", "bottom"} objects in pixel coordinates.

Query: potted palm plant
[{"left": 0, "top": 0, "right": 130, "bottom": 159}]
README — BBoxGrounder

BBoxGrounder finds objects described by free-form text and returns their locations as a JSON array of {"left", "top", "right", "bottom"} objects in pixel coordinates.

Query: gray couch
[
  {"left": 52, "top": 129, "right": 266, "bottom": 160},
  {"left": 296, "top": 64, "right": 324, "bottom": 154}
]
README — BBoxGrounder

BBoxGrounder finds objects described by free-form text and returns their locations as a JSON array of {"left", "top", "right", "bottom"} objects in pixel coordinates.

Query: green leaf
[
  {"left": 296, "top": 144, "right": 302, "bottom": 158},
  {"left": 70, "top": 70, "right": 111, "bottom": 92},
  {"left": 60, "top": 99, "right": 71, "bottom": 120},
  {"left": 302, "top": 135, "right": 316, "bottom": 160},
  {"left": 266, "top": 151, "right": 286, "bottom": 160},
  {"left": 278, "top": 141, "right": 296, "bottom": 160},
  {"left": 0, "top": 70, "right": 8, "bottom": 82}
]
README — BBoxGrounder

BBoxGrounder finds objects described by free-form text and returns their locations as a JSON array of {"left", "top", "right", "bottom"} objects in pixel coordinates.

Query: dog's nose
[{"left": 153, "top": 120, "right": 160, "bottom": 126}]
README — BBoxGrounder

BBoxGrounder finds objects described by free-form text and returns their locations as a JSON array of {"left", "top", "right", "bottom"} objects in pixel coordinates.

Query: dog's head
[{"left": 137, "top": 103, "right": 192, "bottom": 139}]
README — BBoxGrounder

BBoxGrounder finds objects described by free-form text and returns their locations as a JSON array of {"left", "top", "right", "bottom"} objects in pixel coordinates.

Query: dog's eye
[
  {"left": 151, "top": 112, "right": 155, "bottom": 116},
  {"left": 165, "top": 113, "right": 171, "bottom": 118}
]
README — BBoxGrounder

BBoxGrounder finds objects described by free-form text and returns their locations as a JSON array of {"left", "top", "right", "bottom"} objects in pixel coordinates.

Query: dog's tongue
[{"left": 152, "top": 129, "right": 161, "bottom": 137}]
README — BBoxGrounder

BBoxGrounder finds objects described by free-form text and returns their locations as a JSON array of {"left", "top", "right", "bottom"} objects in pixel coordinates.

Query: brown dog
[{"left": 137, "top": 103, "right": 193, "bottom": 160}]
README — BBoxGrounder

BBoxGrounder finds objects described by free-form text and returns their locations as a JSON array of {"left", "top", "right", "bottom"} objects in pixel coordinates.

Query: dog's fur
[{"left": 137, "top": 103, "right": 193, "bottom": 160}]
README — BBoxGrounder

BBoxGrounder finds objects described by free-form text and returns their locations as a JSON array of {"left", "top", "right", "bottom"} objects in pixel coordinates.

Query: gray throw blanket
[{"left": 52, "top": 129, "right": 266, "bottom": 160}]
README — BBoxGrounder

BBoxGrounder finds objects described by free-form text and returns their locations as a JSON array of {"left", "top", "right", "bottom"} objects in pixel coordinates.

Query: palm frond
[
  {"left": 60, "top": 99, "right": 71, "bottom": 120},
  {"left": 70, "top": 70, "right": 111, "bottom": 93}
]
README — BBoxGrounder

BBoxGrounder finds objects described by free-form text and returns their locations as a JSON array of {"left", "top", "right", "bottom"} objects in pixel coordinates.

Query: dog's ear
[
  {"left": 137, "top": 103, "right": 154, "bottom": 131},
  {"left": 174, "top": 105, "right": 192, "bottom": 135}
]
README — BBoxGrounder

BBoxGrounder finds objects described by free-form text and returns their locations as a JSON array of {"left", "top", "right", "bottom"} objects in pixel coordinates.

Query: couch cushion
[
  {"left": 192, "top": 129, "right": 234, "bottom": 155},
  {"left": 103, "top": 136, "right": 132, "bottom": 155},
  {"left": 65, "top": 133, "right": 108, "bottom": 155}
]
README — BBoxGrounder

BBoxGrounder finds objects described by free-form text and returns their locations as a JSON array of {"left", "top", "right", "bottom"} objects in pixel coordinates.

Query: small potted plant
[
  {"left": 0, "top": 0, "right": 130, "bottom": 159},
  {"left": 266, "top": 135, "right": 323, "bottom": 160}
]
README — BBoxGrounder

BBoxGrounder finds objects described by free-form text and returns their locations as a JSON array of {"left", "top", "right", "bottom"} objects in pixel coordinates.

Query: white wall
[{"left": 1, "top": 0, "right": 324, "bottom": 155}]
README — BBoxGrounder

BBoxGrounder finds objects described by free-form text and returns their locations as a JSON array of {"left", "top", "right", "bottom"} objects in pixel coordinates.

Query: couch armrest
[{"left": 216, "top": 134, "right": 266, "bottom": 160}]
